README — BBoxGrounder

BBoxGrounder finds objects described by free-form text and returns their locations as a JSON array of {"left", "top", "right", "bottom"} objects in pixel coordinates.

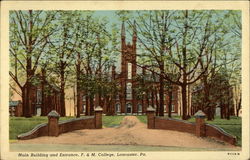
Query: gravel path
[{"left": 16, "top": 116, "right": 238, "bottom": 149}]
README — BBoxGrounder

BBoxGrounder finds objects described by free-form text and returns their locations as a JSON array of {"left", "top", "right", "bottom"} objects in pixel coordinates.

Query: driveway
[{"left": 15, "top": 116, "right": 239, "bottom": 150}]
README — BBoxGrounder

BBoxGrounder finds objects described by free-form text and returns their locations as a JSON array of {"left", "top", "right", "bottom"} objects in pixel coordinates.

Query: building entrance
[{"left": 126, "top": 103, "right": 132, "bottom": 114}]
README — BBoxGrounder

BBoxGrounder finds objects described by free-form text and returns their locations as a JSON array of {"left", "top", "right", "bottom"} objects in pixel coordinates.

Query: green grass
[
  {"left": 136, "top": 115, "right": 241, "bottom": 146},
  {"left": 9, "top": 116, "right": 75, "bottom": 140},
  {"left": 162, "top": 115, "right": 242, "bottom": 146},
  {"left": 10, "top": 115, "right": 241, "bottom": 146},
  {"left": 204, "top": 116, "right": 242, "bottom": 146},
  {"left": 136, "top": 115, "right": 147, "bottom": 124},
  {"left": 102, "top": 115, "right": 125, "bottom": 128},
  {"left": 10, "top": 115, "right": 124, "bottom": 140}
]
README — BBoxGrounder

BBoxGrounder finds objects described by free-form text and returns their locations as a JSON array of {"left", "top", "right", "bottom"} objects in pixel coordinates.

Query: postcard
[{"left": 1, "top": 1, "right": 249, "bottom": 160}]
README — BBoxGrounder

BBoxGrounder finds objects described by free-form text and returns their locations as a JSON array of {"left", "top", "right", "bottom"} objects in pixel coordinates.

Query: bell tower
[{"left": 120, "top": 20, "right": 137, "bottom": 114}]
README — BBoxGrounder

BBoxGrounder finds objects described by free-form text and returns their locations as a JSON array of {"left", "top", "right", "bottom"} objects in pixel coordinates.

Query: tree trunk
[
  {"left": 155, "top": 88, "right": 159, "bottom": 116},
  {"left": 181, "top": 84, "right": 187, "bottom": 120},
  {"left": 85, "top": 96, "right": 90, "bottom": 116},
  {"left": 237, "top": 97, "right": 241, "bottom": 117},
  {"left": 24, "top": 10, "right": 34, "bottom": 118},
  {"left": 168, "top": 90, "right": 172, "bottom": 118},
  {"left": 24, "top": 82, "right": 32, "bottom": 118},
  {"left": 76, "top": 81, "right": 81, "bottom": 118},
  {"left": 159, "top": 64, "right": 164, "bottom": 116},
  {"left": 146, "top": 91, "right": 150, "bottom": 109},
  {"left": 207, "top": 104, "right": 212, "bottom": 121},
  {"left": 90, "top": 96, "right": 94, "bottom": 115},
  {"left": 220, "top": 102, "right": 225, "bottom": 119},
  {"left": 21, "top": 87, "right": 26, "bottom": 117},
  {"left": 60, "top": 69, "right": 66, "bottom": 116},
  {"left": 40, "top": 68, "right": 46, "bottom": 116},
  {"left": 151, "top": 91, "right": 154, "bottom": 108},
  {"left": 76, "top": 64, "right": 81, "bottom": 118},
  {"left": 226, "top": 104, "right": 230, "bottom": 120}
]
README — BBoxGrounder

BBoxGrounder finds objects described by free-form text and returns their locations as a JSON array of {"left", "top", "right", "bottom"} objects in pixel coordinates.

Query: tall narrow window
[
  {"left": 127, "top": 63, "right": 132, "bottom": 79},
  {"left": 164, "top": 105, "right": 167, "bottom": 112},
  {"left": 36, "top": 89, "right": 42, "bottom": 104},
  {"left": 138, "top": 104, "right": 142, "bottom": 112},
  {"left": 171, "top": 104, "right": 175, "bottom": 112},
  {"left": 116, "top": 103, "right": 121, "bottom": 112},
  {"left": 126, "top": 83, "right": 132, "bottom": 100},
  {"left": 83, "top": 104, "right": 86, "bottom": 113}
]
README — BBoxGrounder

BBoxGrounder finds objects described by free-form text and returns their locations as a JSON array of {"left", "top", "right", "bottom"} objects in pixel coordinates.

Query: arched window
[
  {"left": 115, "top": 103, "right": 121, "bottom": 112},
  {"left": 171, "top": 104, "right": 175, "bottom": 112},
  {"left": 36, "top": 107, "right": 41, "bottom": 116},
  {"left": 138, "top": 104, "right": 142, "bottom": 112},
  {"left": 36, "top": 89, "right": 42, "bottom": 104},
  {"left": 82, "top": 104, "right": 86, "bottom": 113}
]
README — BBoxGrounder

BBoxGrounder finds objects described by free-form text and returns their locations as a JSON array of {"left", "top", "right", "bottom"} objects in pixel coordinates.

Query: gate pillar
[
  {"left": 146, "top": 106, "right": 155, "bottom": 129},
  {"left": 194, "top": 110, "right": 206, "bottom": 137},
  {"left": 48, "top": 110, "right": 60, "bottom": 136},
  {"left": 94, "top": 106, "right": 103, "bottom": 129}
]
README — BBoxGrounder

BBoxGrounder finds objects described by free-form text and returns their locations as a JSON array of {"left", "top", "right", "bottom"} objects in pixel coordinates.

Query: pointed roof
[
  {"left": 133, "top": 20, "right": 137, "bottom": 37},
  {"left": 121, "top": 21, "right": 125, "bottom": 37}
]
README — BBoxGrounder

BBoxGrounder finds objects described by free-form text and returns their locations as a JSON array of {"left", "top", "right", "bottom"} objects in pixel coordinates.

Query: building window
[
  {"left": 115, "top": 103, "right": 121, "bottom": 112},
  {"left": 36, "top": 89, "right": 42, "bottom": 104},
  {"left": 171, "top": 104, "right": 175, "bottom": 112},
  {"left": 126, "top": 83, "right": 132, "bottom": 100},
  {"left": 164, "top": 105, "right": 167, "bottom": 112},
  {"left": 36, "top": 107, "right": 41, "bottom": 116},
  {"left": 82, "top": 95, "right": 86, "bottom": 101},
  {"left": 138, "top": 104, "right": 142, "bottom": 112},
  {"left": 83, "top": 104, "right": 86, "bottom": 113},
  {"left": 128, "top": 63, "right": 132, "bottom": 79}
]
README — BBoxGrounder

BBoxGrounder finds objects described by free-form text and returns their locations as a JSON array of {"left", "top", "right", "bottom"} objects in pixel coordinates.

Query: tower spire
[
  {"left": 121, "top": 21, "right": 125, "bottom": 37},
  {"left": 133, "top": 20, "right": 137, "bottom": 38}
]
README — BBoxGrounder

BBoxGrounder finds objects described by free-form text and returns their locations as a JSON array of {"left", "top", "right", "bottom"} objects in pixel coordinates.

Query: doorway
[{"left": 126, "top": 103, "right": 132, "bottom": 114}]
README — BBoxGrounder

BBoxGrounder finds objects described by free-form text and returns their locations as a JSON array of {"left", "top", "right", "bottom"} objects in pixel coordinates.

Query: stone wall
[
  {"left": 17, "top": 107, "right": 103, "bottom": 140},
  {"left": 147, "top": 107, "right": 237, "bottom": 145}
]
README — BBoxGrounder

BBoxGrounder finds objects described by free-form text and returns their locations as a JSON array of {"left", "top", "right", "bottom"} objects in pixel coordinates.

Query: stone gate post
[
  {"left": 146, "top": 106, "right": 155, "bottom": 129},
  {"left": 194, "top": 110, "right": 206, "bottom": 137},
  {"left": 94, "top": 106, "right": 103, "bottom": 129},
  {"left": 48, "top": 110, "right": 60, "bottom": 136}
]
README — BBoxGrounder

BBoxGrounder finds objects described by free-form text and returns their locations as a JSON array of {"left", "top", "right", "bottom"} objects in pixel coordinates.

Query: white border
[{"left": 1, "top": 1, "right": 249, "bottom": 160}]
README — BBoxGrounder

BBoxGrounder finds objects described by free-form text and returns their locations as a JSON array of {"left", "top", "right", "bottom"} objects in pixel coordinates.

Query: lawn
[
  {"left": 136, "top": 115, "right": 242, "bottom": 146},
  {"left": 10, "top": 115, "right": 125, "bottom": 140},
  {"left": 136, "top": 115, "right": 147, "bottom": 124},
  {"left": 9, "top": 116, "right": 75, "bottom": 140},
  {"left": 102, "top": 115, "right": 125, "bottom": 128},
  {"left": 10, "top": 115, "right": 241, "bottom": 146},
  {"left": 203, "top": 116, "right": 242, "bottom": 146}
]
